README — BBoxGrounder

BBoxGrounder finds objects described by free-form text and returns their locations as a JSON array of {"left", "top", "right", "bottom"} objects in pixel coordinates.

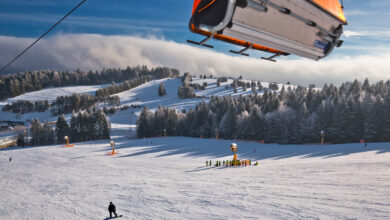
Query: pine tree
[
  {"left": 219, "top": 106, "right": 237, "bottom": 138},
  {"left": 249, "top": 106, "right": 264, "bottom": 140},
  {"left": 94, "top": 109, "right": 111, "bottom": 139},
  {"left": 42, "top": 123, "right": 55, "bottom": 145},
  {"left": 364, "top": 97, "right": 384, "bottom": 142},
  {"left": 17, "top": 132, "right": 25, "bottom": 147},
  {"left": 30, "top": 119, "right": 43, "bottom": 146},
  {"left": 70, "top": 112, "right": 79, "bottom": 142},
  {"left": 101, "top": 113, "right": 111, "bottom": 139},
  {"left": 137, "top": 107, "right": 152, "bottom": 137},
  {"left": 158, "top": 83, "right": 166, "bottom": 96},
  {"left": 56, "top": 114, "right": 69, "bottom": 144}
]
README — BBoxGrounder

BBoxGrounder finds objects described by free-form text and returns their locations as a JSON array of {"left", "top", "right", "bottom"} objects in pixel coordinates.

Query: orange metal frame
[{"left": 309, "top": 0, "right": 346, "bottom": 24}]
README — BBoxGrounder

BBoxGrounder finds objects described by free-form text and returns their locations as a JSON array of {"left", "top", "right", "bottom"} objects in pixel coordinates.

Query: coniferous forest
[
  {"left": 137, "top": 79, "right": 390, "bottom": 144},
  {"left": 17, "top": 109, "right": 111, "bottom": 146},
  {"left": 0, "top": 66, "right": 179, "bottom": 100},
  {"left": 2, "top": 93, "right": 120, "bottom": 115},
  {"left": 3, "top": 76, "right": 151, "bottom": 115}
]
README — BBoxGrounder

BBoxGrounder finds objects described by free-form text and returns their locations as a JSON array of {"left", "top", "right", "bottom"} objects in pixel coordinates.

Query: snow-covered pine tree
[
  {"left": 219, "top": 106, "right": 237, "bottom": 138},
  {"left": 249, "top": 106, "right": 264, "bottom": 140},
  {"left": 200, "top": 111, "right": 215, "bottom": 138},
  {"left": 158, "top": 83, "right": 166, "bottom": 97},
  {"left": 30, "top": 119, "right": 42, "bottom": 146},
  {"left": 137, "top": 107, "right": 152, "bottom": 138},
  {"left": 79, "top": 112, "right": 89, "bottom": 142},
  {"left": 70, "top": 111, "right": 79, "bottom": 142},
  {"left": 154, "top": 105, "right": 166, "bottom": 136},
  {"left": 42, "top": 123, "right": 55, "bottom": 145},
  {"left": 94, "top": 109, "right": 111, "bottom": 140},
  {"left": 236, "top": 110, "right": 250, "bottom": 139},
  {"left": 87, "top": 110, "right": 97, "bottom": 140},
  {"left": 364, "top": 96, "right": 384, "bottom": 142},
  {"left": 56, "top": 114, "right": 69, "bottom": 144},
  {"left": 100, "top": 112, "right": 111, "bottom": 139}
]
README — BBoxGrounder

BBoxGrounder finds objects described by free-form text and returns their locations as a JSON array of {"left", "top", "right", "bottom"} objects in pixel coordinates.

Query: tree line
[
  {"left": 17, "top": 109, "right": 111, "bottom": 146},
  {"left": 3, "top": 94, "right": 120, "bottom": 116},
  {"left": 95, "top": 76, "right": 150, "bottom": 98},
  {"left": 3, "top": 75, "right": 154, "bottom": 115},
  {"left": 0, "top": 66, "right": 180, "bottom": 100},
  {"left": 2, "top": 100, "right": 50, "bottom": 113},
  {"left": 56, "top": 109, "right": 111, "bottom": 143},
  {"left": 138, "top": 79, "right": 390, "bottom": 144}
]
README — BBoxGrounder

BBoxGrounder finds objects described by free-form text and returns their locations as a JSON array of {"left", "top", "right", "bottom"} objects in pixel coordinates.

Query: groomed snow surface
[
  {"left": 8, "top": 85, "right": 110, "bottom": 102},
  {"left": 1, "top": 78, "right": 389, "bottom": 219},
  {"left": 1, "top": 138, "right": 389, "bottom": 219}
]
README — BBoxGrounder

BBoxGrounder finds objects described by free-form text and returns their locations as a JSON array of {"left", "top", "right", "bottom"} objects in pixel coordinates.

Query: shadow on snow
[{"left": 113, "top": 137, "right": 390, "bottom": 160}]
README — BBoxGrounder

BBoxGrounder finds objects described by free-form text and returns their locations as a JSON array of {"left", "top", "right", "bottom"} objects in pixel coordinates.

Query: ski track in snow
[{"left": 1, "top": 137, "right": 389, "bottom": 219}]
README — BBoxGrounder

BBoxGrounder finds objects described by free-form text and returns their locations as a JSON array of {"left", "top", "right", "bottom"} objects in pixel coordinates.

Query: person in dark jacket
[{"left": 108, "top": 202, "right": 117, "bottom": 218}]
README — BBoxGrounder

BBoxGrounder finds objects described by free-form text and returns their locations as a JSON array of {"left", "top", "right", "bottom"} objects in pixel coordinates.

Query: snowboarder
[{"left": 108, "top": 202, "right": 118, "bottom": 218}]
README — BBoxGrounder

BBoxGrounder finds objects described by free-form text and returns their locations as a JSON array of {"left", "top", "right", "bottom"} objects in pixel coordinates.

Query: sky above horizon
[{"left": 1, "top": 0, "right": 390, "bottom": 86}]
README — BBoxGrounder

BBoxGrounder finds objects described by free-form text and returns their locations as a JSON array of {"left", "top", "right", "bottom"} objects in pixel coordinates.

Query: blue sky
[
  {"left": 2, "top": 0, "right": 390, "bottom": 55},
  {"left": 1, "top": 0, "right": 390, "bottom": 85},
  {"left": 0, "top": 0, "right": 192, "bottom": 41}
]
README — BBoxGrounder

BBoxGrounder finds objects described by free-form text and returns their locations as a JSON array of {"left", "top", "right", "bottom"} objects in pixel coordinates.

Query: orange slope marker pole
[
  {"left": 63, "top": 136, "right": 74, "bottom": 147},
  {"left": 107, "top": 140, "right": 118, "bottom": 156}
]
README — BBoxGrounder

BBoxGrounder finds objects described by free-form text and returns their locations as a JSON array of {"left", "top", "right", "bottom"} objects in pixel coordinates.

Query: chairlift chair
[{"left": 188, "top": 0, "right": 347, "bottom": 61}]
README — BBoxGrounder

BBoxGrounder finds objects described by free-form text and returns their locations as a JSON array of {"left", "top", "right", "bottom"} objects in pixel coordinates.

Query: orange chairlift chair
[{"left": 188, "top": 0, "right": 347, "bottom": 61}]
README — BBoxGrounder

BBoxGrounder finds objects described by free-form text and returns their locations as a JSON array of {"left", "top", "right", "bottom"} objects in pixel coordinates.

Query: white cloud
[
  {"left": 1, "top": 34, "right": 390, "bottom": 86},
  {"left": 344, "top": 30, "right": 390, "bottom": 38}
]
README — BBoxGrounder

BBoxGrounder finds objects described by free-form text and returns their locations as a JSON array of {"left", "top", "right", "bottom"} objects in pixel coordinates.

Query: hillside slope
[{"left": 1, "top": 138, "right": 389, "bottom": 219}]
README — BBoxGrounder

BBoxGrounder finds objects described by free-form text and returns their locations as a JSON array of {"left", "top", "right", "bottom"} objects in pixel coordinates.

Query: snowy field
[
  {"left": 1, "top": 137, "right": 389, "bottom": 219},
  {"left": 8, "top": 85, "right": 109, "bottom": 102},
  {"left": 1, "top": 77, "right": 388, "bottom": 219},
  {"left": 116, "top": 77, "right": 293, "bottom": 112},
  {"left": 0, "top": 84, "right": 109, "bottom": 122},
  {"left": 0, "top": 77, "right": 291, "bottom": 122}
]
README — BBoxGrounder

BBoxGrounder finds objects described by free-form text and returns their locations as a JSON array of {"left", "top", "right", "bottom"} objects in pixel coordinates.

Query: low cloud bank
[{"left": 1, "top": 34, "right": 389, "bottom": 86}]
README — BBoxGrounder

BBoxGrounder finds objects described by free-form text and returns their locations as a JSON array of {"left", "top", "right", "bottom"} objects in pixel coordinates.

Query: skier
[
  {"left": 9, "top": 157, "right": 12, "bottom": 162},
  {"left": 108, "top": 202, "right": 117, "bottom": 218}
]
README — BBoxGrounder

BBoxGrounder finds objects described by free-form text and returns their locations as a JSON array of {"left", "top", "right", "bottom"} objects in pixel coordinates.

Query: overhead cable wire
[{"left": 0, "top": 0, "right": 87, "bottom": 74}]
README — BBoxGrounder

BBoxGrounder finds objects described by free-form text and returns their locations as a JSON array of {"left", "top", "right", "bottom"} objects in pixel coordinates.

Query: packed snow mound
[{"left": 1, "top": 137, "right": 389, "bottom": 219}]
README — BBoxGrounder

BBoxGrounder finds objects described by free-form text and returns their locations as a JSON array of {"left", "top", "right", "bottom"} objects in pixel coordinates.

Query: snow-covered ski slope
[
  {"left": 115, "top": 77, "right": 291, "bottom": 111},
  {"left": 0, "top": 77, "right": 290, "bottom": 122},
  {"left": 1, "top": 77, "right": 389, "bottom": 219},
  {"left": 9, "top": 84, "right": 110, "bottom": 102},
  {"left": 0, "top": 84, "right": 108, "bottom": 122},
  {"left": 1, "top": 137, "right": 389, "bottom": 219}
]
